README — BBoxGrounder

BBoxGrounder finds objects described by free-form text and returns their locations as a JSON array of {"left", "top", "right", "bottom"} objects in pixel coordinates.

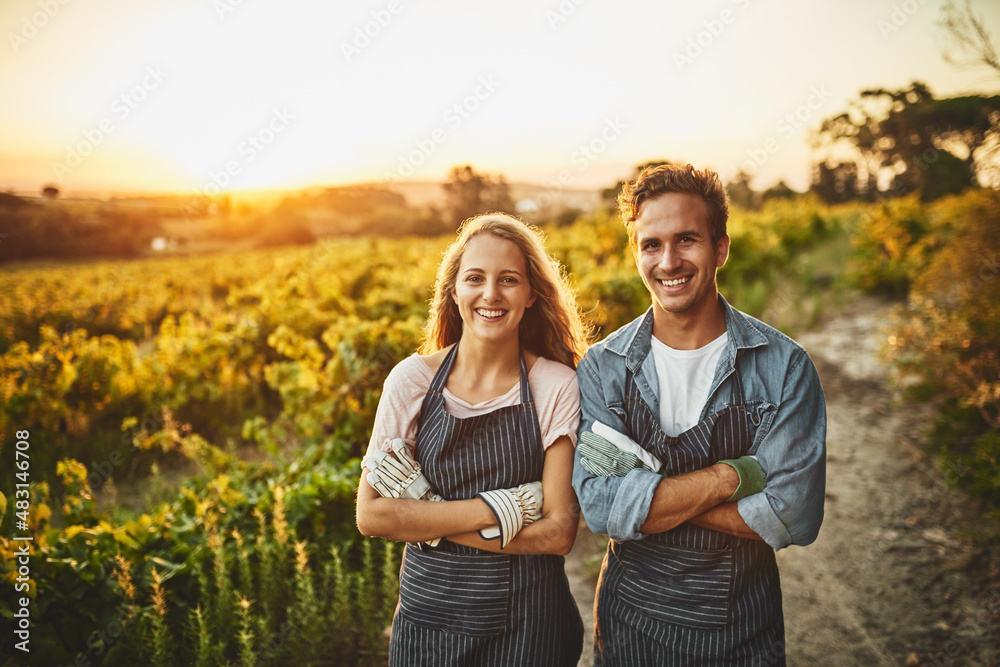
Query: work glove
[
  {"left": 363, "top": 438, "right": 443, "bottom": 546},
  {"left": 718, "top": 456, "right": 766, "bottom": 502},
  {"left": 578, "top": 420, "right": 663, "bottom": 476},
  {"left": 476, "top": 481, "right": 543, "bottom": 550}
]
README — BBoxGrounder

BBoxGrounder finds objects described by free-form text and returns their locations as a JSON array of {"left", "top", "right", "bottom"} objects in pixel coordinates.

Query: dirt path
[{"left": 563, "top": 299, "right": 1000, "bottom": 666}]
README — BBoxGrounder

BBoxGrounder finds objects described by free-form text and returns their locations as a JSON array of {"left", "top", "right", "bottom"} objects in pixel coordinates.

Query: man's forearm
[
  {"left": 639, "top": 463, "right": 739, "bottom": 534},
  {"left": 688, "top": 502, "right": 764, "bottom": 541}
]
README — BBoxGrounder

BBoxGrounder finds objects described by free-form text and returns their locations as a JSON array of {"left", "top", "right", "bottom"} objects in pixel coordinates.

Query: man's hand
[
  {"left": 718, "top": 456, "right": 766, "bottom": 501},
  {"left": 578, "top": 421, "right": 663, "bottom": 476}
]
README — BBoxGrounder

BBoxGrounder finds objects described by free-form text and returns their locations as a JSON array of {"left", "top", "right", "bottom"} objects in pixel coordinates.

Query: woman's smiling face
[{"left": 452, "top": 234, "right": 536, "bottom": 346}]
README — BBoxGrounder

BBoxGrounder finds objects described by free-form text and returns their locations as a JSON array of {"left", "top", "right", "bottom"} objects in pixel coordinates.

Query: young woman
[{"left": 356, "top": 213, "right": 589, "bottom": 666}]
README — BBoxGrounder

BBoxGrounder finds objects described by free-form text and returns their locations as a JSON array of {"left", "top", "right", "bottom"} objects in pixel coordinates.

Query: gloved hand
[
  {"left": 578, "top": 421, "right": 663, "bottom": 476},
  {"left": 364, "top": 438, "right": 442, "bottom": 501},
  {"left": 363, "top": 438, "right": 443, "bottom": 546},
  {"left": 476, "top": 481, "right": 543, "bottom": 550},
  {"left": 718, "top": 456, "right": 766, "bottom": 502}
]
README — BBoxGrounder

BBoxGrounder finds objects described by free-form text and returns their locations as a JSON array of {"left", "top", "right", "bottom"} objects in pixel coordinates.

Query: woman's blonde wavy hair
[{"left": 419, "top": 213, "right": 590, "bottom": 368}]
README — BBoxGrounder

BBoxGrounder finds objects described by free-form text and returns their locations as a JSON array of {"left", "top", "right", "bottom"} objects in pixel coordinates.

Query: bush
[
  {"left": 885, "top": 188, "right": 1000, "bottom": 512},
  {"left": 0, "top": 202, "right": 162, "bottom": 262},
  {"left": 846, "top": 196, "right": 932, "bottom": 296},
  {"left": 0, "top": 445, "right": 399, "bottom": 666}
]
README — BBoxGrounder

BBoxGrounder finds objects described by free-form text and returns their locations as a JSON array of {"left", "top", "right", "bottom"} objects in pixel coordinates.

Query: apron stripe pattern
[
  {"left": 389, "top": 344, "right": 583, "bottom": 666},
  {"left": 594, "top": 365, "right": 785, "bottom": 666}
]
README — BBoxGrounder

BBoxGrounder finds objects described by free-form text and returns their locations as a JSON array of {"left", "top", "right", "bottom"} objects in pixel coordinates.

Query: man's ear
[{"left": 716, "top": 234, "right": 731, "bottom": 269}]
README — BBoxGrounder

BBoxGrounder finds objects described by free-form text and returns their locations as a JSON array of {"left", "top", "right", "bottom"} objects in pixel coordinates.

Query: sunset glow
[{"left": 2, "top": 0, "right": 998, "bottom": 196}]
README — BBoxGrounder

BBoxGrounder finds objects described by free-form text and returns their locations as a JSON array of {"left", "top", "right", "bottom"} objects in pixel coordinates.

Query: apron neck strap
[{"left": 429, "top": 342, "right": 533, "bottom": 404}]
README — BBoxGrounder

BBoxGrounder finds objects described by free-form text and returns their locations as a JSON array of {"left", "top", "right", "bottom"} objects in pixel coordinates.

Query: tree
[
  {"left": 442, "top": 165, "right": 514, "bottom": 227},
  {"left": 938, "top": 0, "right": 1000, "bottom": 80},
  {"left": 761, "top": 180, "right": 798, "bottom": 202},
  {"left": 42, "top": 185, "right": 59, "bottom": 199},
  {"left": 811, "top": 161, "right": 859, "bottom": 204},
  {"left": 602, "top": 159, "right": 683, "bottom": 207},
  {"left": 725, "top": 168, "right": 760, "bottom": 210},
  {"left": 812, "top": 82, "right": 1000, "bottom": 201}
]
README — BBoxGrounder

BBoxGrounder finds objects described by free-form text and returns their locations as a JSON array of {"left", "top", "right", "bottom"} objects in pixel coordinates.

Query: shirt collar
[{"left": 604, "top": 293, "right": 769, "bottom": 369}]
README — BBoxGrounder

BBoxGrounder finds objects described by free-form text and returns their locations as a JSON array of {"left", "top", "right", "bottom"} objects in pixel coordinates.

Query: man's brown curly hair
[{"left": 617, "top": 163, "right": 730, "bottom": 246}]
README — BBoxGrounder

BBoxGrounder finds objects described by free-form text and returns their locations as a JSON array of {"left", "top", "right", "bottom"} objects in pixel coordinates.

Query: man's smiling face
[{"left": 633, "top": 192, "right": 730, "bottom": 320}]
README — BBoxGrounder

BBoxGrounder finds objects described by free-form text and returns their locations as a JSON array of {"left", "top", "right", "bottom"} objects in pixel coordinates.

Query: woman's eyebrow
[{"left": 462, "top": 267, "right": 524, "bottom": 275}]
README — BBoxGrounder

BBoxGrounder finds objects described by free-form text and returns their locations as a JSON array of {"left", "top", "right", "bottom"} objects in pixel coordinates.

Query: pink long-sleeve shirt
[{"left": 366, "top": 352, "right": 581, "bottom": 458}]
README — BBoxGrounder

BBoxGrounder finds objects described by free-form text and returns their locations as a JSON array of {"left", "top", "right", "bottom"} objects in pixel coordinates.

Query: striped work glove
[
  {"left": 363, "top": 438, "right": 443, "bottom": 547},
  {"left": 476, "top": 481, "right": 543, "bottom": 550},
  {"left": 578, "top": 421, "right": 664, "bottom": 477}
]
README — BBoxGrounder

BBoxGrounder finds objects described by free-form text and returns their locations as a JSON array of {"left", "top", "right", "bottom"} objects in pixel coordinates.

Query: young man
[{"left": 572, "top": 164, "right": 826, "bottom": 665}]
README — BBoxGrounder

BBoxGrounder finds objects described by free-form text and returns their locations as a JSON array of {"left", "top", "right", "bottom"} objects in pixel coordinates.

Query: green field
[{"left": 1, "top": 191, "right": 997, "bottom": 665}]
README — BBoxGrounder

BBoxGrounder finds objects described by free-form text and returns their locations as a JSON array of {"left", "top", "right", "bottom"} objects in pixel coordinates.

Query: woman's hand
[
  {"left": 476, "top": 481, "right": 544, "bottom": 550},
  {"left": 445, "top": 436, "right": 580, "bottom": 556},
  {"left": 363, "top": 439, "right": 445, "bottom": 546},
  {"left": 356, "top": 442, "right": 496, "bottom": 544}
]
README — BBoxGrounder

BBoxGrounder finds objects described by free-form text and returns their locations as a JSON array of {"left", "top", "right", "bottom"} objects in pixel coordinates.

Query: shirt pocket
[
  {"left": 747, "top": 401, "right": 777, "bottom": 454},
  {"left": 398, "top": 548, "right": 510, "bottom": 635},
  {"left": 615, "top": 539, "right": 733, "bottom": 630}
]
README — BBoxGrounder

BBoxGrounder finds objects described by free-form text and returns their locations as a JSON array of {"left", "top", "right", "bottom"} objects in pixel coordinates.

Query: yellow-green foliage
[
  {"left": 886, "top": 189, "right": 1000, "bottom": 507},
  {"left": 847, "top": 196, "right": 932, "bottom": 295},
  {"left": 0, "top": 450, "right": 399, "bottom": 665},
  {"left": 5, "top": 193, "right": 978, "bottom": 664}
]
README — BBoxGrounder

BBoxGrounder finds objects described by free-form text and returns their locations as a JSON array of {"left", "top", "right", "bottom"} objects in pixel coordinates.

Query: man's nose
[{"left": 659, "top": 244, "right": 681, "bottom": 272}]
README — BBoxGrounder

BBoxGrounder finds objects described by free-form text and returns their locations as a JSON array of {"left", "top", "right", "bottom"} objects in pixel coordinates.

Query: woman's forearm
[
  {"left": 356, "top": 486, "right": 495, "bottom": 543},
  {"left": 445, "top": 506, "right": 579, "bottom": 555}
]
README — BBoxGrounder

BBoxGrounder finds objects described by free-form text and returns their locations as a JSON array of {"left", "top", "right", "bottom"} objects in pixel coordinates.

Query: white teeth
[
  {"left": 476, "top": 309, "right": 506, "bottom": 318},
  {"left": 660, "top": 277, "right": 689, "bottom": 287}
]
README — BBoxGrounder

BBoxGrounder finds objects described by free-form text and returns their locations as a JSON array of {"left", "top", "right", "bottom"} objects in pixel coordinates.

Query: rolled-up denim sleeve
[
  {"left": 572, "top": 349, "right": 662, "bottom": 542},
  {"left": 738, "top": 349, "right": 827, "bottom": 550}
]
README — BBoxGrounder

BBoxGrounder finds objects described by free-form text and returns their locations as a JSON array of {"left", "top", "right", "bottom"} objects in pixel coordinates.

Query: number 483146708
[{"left": 14, "top": 430, "right": 30, "bottom": 529}]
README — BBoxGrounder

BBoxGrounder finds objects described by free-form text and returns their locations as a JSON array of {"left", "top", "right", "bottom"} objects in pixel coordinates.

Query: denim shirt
[{"left": 572, "top": 294, "right": 826, "bottom": 550}]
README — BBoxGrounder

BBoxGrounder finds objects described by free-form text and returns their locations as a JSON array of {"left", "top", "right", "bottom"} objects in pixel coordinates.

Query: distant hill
[{"left": 379, "top": 180, "right": 604, "bottom": 214}]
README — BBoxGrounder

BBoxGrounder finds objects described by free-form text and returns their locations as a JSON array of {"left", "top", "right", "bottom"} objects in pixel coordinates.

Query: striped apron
[
  {"left": 594, "top": 366, "right": 785, "bottom": 666},
  {"left": 389, "top": 344, "right": 584, "bottom": 666}
]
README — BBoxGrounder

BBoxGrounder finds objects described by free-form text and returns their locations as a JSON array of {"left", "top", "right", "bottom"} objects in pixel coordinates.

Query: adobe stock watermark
[
  {"left": 877, "top": 0, "right": 929, "bottom": 40},
  {"left": 340, "top": 0, "right": 403, "bottom": 63},
  {"left": 383, "top": 75, "right": 501, "bottom": 183},
  {"left": 926, "top": 587, "right": 1000, "bottom": 666},
  {"left": 193, "top": 106, "right": 295, "bottom": 197},
  {"left": 844, "top": 126, "right": 951, "bottom": 236},
  {"left": 545, "top": 0, "right": 587, "bottom": 31},
  {"left": 214, "top": 0, "right": 252, "bottom": 21},
  {"left": 7, "top": 0, "right": 71, "bottom": 54},
  {"left": 735, "top": 84, "right": 832, "bottom": 178},
  {"left": 672, "top": 0, "right": 753, "bottom": 72},
  {"left": 51, "top": 65, "right": 168, "bottom": 182},
  {"left": 529, "top": 116, "right": 628, "bottom": 212},
  {"left": 61, "top": 264, "right": 134, "bottom": 337}
]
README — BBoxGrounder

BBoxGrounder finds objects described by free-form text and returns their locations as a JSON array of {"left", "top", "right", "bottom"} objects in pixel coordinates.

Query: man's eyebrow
[{"left": 637, "top": 229, "right": 703, "bottom": 243}]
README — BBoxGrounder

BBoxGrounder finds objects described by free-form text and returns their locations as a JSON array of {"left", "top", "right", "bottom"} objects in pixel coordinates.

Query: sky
[{"left": 2, "top": 0, "right": 999, "bottom": 198}]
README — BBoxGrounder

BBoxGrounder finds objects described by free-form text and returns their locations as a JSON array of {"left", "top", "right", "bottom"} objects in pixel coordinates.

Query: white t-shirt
[
  {"left": 365, "top": 352, "right": 581, "bottom": 458},
  {"left": 650, "top": 332, "right": 728, "bottom": 437}
]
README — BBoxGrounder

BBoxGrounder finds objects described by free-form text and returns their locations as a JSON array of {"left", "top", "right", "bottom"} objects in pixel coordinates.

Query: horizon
[
  {"left": 3, "top": 1, "right": 999, "bottom": 198},
  {"left": 2, "top": 178, "right": 607, "bottom": 204}
]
